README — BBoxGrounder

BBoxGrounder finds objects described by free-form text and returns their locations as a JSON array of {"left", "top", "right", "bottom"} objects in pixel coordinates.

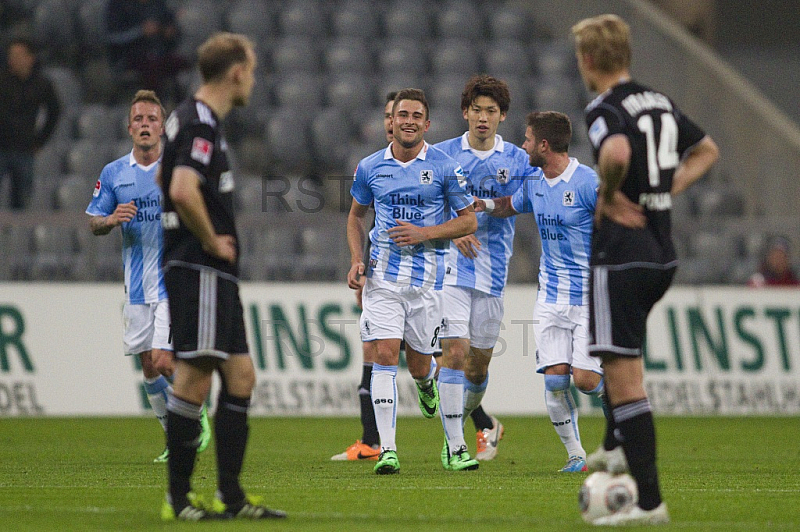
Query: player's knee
[
  {"left": 464, "top": 366, "right": 487, "bottom": 386},
  {"left": 544, "top": 373, "right": 571, "bottom": 392},
  {"left": 574, "top": 372, "right": 603, "bottom": 394}
]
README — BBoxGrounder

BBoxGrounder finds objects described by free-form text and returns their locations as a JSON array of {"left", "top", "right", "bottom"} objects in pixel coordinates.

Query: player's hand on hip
[
  {"left": 348, "top": 261, "right": 366, "bottom": 290},
  {"left": 596, "top": 191, "right": 646, "bottom": 229},
  {"left": 454, "top": 234, "right": 481, "bottom": 259},
  {"left": 388, "top": 220, "right": 428, "bottom": 247},
  {"left": 204, "top": 234, "right": 237, "bottom": 263},
  {"left": 110, "top": 201, "right": 137, "bottom": 226}
]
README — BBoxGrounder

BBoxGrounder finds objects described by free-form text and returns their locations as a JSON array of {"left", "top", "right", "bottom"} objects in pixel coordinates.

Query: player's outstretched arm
[
  {"left": 347, "top": 199, "right": 370, "bottom": 290},
  {"left": 671, "top": 135, "right": 720, "bottom": 196},
  {"left": 473, "top": 196, "right": 517, "bottom": 218}
]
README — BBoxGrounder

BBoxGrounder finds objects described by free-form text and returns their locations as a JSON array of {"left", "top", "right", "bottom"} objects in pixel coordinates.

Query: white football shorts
[
  {"left": 533, "top": 296, "right": 601, "bottom": 375},
  {"left": 440, "top": 285, "right": 504, "bottom": 349},
  {"left": 360, "top": 277, "right": 443, "bottom": 355},
  {"left": 123, "top": 300, "right": 173, "bottom": 355}
]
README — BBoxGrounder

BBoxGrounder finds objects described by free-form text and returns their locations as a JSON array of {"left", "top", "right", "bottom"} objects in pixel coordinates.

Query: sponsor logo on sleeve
[
  {"left": 588, "top": 116, "right": 608, "bottom": 148},
  {"left": 191, "top": 137, "right": 213, "bottom": 165},
  {"left": 93, "top": 179, "right": 101, "bottom": 197}
]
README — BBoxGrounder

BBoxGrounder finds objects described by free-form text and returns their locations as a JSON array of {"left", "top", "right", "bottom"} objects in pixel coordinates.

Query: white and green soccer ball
[{"left": 579, "top": 471, "right": 638, "bottom": 523}]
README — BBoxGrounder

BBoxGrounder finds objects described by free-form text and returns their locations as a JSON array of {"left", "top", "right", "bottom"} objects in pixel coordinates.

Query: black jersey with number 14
[
  {"left": 584, "top": 80, "right": 706, "bottom": 267},
  {"left": 160, "top": 98, "right": 239, "bottom": 278}
]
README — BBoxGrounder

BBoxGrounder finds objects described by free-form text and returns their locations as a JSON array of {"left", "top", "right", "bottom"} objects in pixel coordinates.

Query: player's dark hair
[
  {"left": 393, "top": 88, "right": 429, "bottom": 119},
  {"left": 385, "top": 91, "right": 398, "bottom": 104},
  {"left": 526, "top": 111, "right": 572, "bottom": 153},
  {"left": 130, "top": 89, "right": 166, "bottom": 122},
  {"left": 197, "top": 32, "right": 254, "bottom": 83},
  {"left": 460, "top": 74, "right": 510, "bottom": 113}
]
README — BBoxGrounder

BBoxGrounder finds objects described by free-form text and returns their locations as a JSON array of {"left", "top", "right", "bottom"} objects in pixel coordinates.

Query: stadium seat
[
  {"left": 264, "top": 108, "right": 314, "bottom": 174},
  {"left": 235, "top": 136, "right": 269, "bottom": 175},
  {"left": 384, "top": 0, "right": 433, "bottom": 38},
  {"left": 175, "top": 0, "right": 224, "bottom": 59},
  {"left": 297, "top": 224, "right": 344, "bottom": 280},
  {"left": 272, "top": 36, "right": 320, "bottom": 73},
  {"left": 235, "top": 174, "right": 266, "bottom": 213},
  {"left": 532, "top": 76, "right": 582, "bottom": 115},
  {"left": 56, "top": 174, "right": 96, "bottom": 211},
  {"left": 277, "top": 0, "right": 326, "bottom": 37},
  {"left": 33, "top": 141, "right": 67, "bottom": 181},
  {"left": 484, "top": 39, "right": 534, "bottom": 76},
  {"left": 534, "top": 39, "right": 578, "bottom": 77},
  {"left": 430, "top": 38, "right": 482, "bottom": 76},
  {"left": 487, "top": 4, "right": 531, "bottom": 42},
  {"left": 273, "top": 72, "right": 324, "bottom": 111},
  {"left": 0, "top": 225, "right": 34, "bottom": 280},
  {"left": 324, "top": 38, "right": 373, "bottom": 76},
  {"left": 226, "top": 0, "right": 275, "bottom": 42},
  {"left": 91, "top": 225, "right": 123, "bottom": 281},
  {"left": 436, "top": 1, "right": 482, "bottom": 39},
  {"left": 66, "top": 140, "right": 112, "bottom": 178},
  {"left": 43, "top": 67, "right": 82, "bottom": 141},
  {"left": 310, "top": 107, "right": 355, "bottom": 173},
  {"left": 425, "top": 110, "right": 465, "bottom": 145},
  {"left": 325, "top": 75, "right": 374, "bottom": 112},
  {"left": 377, "top": 39, "right": 428, "bottom": 75},
  {"left": 427, "top": 73, "right": 467, "bottom": 111},
  {"left": 332, "top": 0, "right": 380, "bottom": 38},
  {"left": 29, "top": 176, "right": 60, "bottom": 211},
  {"left": 76, "top": 104, "right": 118, "bottom": 141},
  {"left": 31, "top": 224, "right": 79, "bottom": 280}
]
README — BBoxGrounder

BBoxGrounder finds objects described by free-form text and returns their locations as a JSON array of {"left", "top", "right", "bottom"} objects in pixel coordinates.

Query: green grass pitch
[{"left": 0, "top": 415, "right": 798, "bottom": 530}]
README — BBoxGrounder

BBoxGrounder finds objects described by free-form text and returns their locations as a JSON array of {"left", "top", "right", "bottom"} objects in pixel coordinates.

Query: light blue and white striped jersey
[
  {"left": 351, "top": 142, "right": 473, "bottom": 290},
  {"left": 436, "top": 133, "right": 540, "bottom": 297},
  {"left": 86, "top": 152, "right": 167, "bottom": 305},
  {"left": 512, "top": 158, "right": 598, "bottom": 305}
]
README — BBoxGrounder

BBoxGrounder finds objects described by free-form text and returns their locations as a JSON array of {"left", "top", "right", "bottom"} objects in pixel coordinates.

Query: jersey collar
[
  {"left": 128, "top": 151, "right": 161, "bottom": 171},
  {"left": 460, "top": 132, "right": 505, "bottom": 154},
  {"left": 545, "top": 157, "right": 579, "bottom": 187},
  {"left": 384, "top": 141, "right": 430, "bottom": 162}
]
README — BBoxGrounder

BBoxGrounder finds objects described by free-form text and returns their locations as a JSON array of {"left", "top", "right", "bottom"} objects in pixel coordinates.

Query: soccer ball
[{"left": 578, "top": 471, "right": 638, "bottom": 523}]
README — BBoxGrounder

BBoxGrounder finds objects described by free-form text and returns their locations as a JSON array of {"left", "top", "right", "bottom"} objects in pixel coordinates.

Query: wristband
[{"left": 483, "top": 198, "right": 496, "bottom": 213}]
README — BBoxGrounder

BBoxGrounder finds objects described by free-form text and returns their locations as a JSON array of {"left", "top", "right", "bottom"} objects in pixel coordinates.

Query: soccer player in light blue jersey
[
  {"left": 347, "top": 88, "right": 477, "bottom": 474},
  {"left": 434, "top": 75, "right": 539, "bottom": 465},
  {"left": 475, "top": 111, "right": 604, "bottom": 472},
  {"left": 86, "top": 90, "right": 209, "bottom": 463}
]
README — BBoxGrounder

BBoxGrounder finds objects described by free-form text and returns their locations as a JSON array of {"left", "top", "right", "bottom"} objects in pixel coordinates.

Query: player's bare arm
[
  {"left": 169, "top": 166, "right": 236, "bottom": 263},
  {"left": 473, "top": 196, "right": 516, "bottom": 218},
  {"left": 89, "top": 201, "right": 137, "bottom": 235},
  {"left": 346, "top": 199, "right": 370, "bottom": 290},
  {"left": 388, "top": 204, "right": 477, "bottom": 247},
  {"left": 671, "top": 135, "right": 720, "bottom": 196},
  {"left": 596, "top": 134, "right": 646, "bottom": 228}
]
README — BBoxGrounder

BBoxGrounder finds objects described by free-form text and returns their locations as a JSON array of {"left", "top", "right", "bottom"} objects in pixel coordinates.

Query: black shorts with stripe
[
  {"left": 164, "top": 265, "right": 248, "bottom": 359},
  {"left": 589, "top": 264, "right": 676, "bottom": 357}
]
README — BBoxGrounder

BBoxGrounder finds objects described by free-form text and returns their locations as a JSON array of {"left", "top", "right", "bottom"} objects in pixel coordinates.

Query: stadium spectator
[
  {"left": 106, "top": 0, "right": 187, "bottom": 103},
  {"left": 85, "top": 89, "right": 210, "bottom": 464},
  {"left": 158, "top": 32, "right": 285, "bottom": 521},
  {"left": 433, "top": 75, "right": 536, "bottom": 466},
  {"left": 473, "top": 111, "right": 605, "bottom": 473},
  {"left": 347, "top": 88, "right": 477, "bottom": 474},
  {"left": 748, "top": 236, "right": 800, "bottom": 287},
  {"left": 572, "top": 14, "right": 719, "bottom": 525},
  {"left": 0, "top": 36, "right": 60, "bottom": 209}
]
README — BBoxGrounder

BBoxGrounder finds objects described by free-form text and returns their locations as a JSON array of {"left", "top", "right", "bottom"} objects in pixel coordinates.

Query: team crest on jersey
[
  {"left": 420, "top": 169, "right": 433, "bottom": 184},
  {"left": 92, "top": 179, "right": 101, "bottom": 197},
  {"left": 191, "top": 137, "right": 213, "bottom": 165},
  {"left": 219, "top": 171, "right": 234, "bottom": 193},
  {"left": 563, "top": 190, "right": 575, "bottom": 206},
  {"left": 497, "top": 168, "right": 510, "bottom": 184}
]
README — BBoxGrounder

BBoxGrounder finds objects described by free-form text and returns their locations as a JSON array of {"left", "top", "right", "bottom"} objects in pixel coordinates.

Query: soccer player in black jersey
[
  {"left": 572, "top": 14, "right": 719, "bottom": 526},
  {"left": 157, "top": 32, "right": 285, "bottom": 521}
]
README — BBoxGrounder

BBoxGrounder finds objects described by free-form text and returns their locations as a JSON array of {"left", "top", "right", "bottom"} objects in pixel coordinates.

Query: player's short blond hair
[
  {"left": 571, "top": 14, "right": 631, "bottom": 73},
  {"left": 129, "top": 89, "right": 165, "bottom": 123},
  {"left": 197, "top": 32, "right": 255, "bottom": 83}
]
